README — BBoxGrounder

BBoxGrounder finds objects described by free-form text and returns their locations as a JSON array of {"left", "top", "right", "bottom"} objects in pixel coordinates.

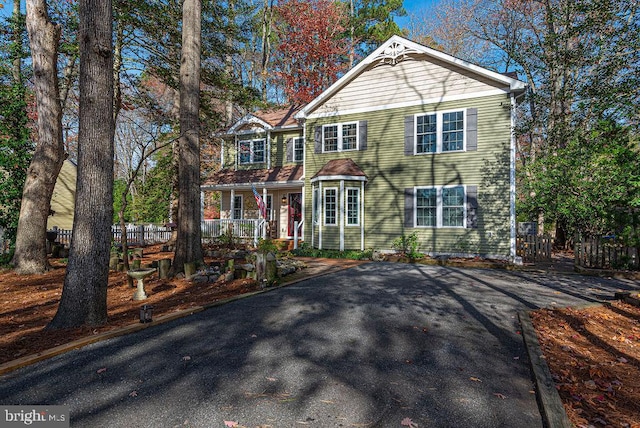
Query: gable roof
[
  {"left": 227, "top": 105, "right": 303, "bottom": 134},
  {"left": 296, "top": 35, "right": 527, "bottom": 119}
]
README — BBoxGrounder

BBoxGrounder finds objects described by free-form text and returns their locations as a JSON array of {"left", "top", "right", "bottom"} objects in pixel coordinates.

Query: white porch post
[{"left": 262, "top": 186, "right": 267, "bottom": 239}]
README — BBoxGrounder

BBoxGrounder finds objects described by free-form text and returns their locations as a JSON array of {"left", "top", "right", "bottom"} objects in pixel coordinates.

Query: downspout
[
  {"left": 339, "top": 180, "right": 345, "bottom": 251},
  {"left": 361, "top": 181, "right": 365, "bottom": 251},
  {"left": 319, "top": 182, "right": 323, "bottom": 249}
]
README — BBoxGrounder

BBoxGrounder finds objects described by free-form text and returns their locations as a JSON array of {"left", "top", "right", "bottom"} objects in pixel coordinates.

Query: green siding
[
  {"left": 304, "top": 93, "right": 513, "bottom": 257},
  {"left": 222, "top": 129, "right": 303, "bottom": 170}
]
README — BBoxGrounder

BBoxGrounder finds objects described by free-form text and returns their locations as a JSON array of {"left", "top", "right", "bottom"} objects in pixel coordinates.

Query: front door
[{"left": 287, "top": 193, "right": 302, "bottom": 237}]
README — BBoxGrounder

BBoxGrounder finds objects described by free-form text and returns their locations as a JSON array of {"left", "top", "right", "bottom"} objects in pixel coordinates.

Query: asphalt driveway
[{"left": 1, "top": 263, "right": 638, "bottom": 427}]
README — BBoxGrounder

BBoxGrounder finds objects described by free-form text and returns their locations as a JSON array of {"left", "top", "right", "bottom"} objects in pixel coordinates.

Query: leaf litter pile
[{"left": 531, "top": 301, "right": 640, "bottom": 427}]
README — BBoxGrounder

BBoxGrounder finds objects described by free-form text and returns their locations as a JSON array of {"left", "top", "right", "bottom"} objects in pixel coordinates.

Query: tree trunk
[
  {"left": 13, "top": 0, "right": 65, "bottom": 274},
  {"left": 48, "top": 0, "right": 114, "bottom": 329},
  {"left": 172, "top": 0, "right": 203, "bottom": 275}
]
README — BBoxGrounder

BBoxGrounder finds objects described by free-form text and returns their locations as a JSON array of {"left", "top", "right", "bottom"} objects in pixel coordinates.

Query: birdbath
[{"left": 127, "top": 268, "right": 156, "bottom": 301}]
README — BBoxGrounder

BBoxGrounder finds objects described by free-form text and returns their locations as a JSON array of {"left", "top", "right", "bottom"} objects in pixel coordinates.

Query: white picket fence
[{"left": 50, "top": 219, "right": 265, "bottom": 247}]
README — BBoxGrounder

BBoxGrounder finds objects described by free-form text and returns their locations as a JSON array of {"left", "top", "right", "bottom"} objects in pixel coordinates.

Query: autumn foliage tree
[{"left": 272, "top": 0, "right": 350, "bottom": 105}]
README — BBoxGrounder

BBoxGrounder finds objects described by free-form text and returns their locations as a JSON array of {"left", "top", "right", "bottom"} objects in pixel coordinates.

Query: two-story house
[{"left": 203, "top": 35, "right": 526, "bottom": 260}]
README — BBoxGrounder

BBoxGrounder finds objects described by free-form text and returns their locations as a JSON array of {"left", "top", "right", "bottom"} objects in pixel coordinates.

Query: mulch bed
[{"left": 531, "top": 301, "right": 640, "bottom": 427}]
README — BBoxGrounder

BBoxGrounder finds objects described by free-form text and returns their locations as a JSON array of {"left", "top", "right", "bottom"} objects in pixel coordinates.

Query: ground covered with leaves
[
  {"left": 0, "top": 244, "right": 262, "bottom": 366},
  {"left": 532, "top": 301, "right": 640, "bottom": 427}
]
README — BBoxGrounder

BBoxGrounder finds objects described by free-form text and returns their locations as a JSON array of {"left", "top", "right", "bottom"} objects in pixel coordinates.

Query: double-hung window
[
  {"left": 323, "top": 122, "right": 358, "bottom": 152},
  {"left": 346, "top": 188, "right": 360, "bottom": 226},
  {"left": 293, "top": 137, "right": 304, "bottom": 162},
  {"left": 324, "top": 188, "right": 337, "bottom": 226},
  {"left": 442, "top": 186, "right": 465, "bottom": 227},
  {"left": 415, "top": 186, "right": 465, "bottom": 228},
  {"left": 442, "top": 111, "right": 464, "bottom": 152},
  {"left": 414, "top": 110, "right": 465, "bottom": 154},
  {"left": 238, "top": 138, "right": 265, "bottom": 164},
  {"left": 416, "top": 188, "right": 437, "bottom": 226},
  {"left": 416, "top": 114, "right": 437, "bottom": 153}
]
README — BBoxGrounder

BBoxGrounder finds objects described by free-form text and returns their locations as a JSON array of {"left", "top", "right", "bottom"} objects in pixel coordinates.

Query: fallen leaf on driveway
[
  {"left": 401, "top": 417, "right": 418, "bottom": 427},
  {"left": 470, "top": 377, "right": 482, "bottom": 382},
  {"left": 223, "top": 421, "right": 238, "bottom": 427},
  {"left": 129, "top": 391, "right": 138, "bottom": 397},
  {"left": 182, "top": 355, "right": 191, "bottom": 361},
  {"left": 493, "top": 393, "right": 507, "bottom": 399},
  {"left": 96, "top": 367, "right": 107, "bottom": 374}
]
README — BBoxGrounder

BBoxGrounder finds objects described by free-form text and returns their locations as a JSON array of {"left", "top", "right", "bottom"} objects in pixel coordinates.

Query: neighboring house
[
  {"left": 204, "top": 35, "right": 526, "bottom": 260},
  {"left": 47, "top": 159, "right": 77, "bottom": 230}
]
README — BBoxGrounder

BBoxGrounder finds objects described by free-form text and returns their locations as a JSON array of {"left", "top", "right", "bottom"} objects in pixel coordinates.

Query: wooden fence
[
  {"left": 575, "top": 236, "right": 639, "bottom": 270},
  {"left": 516, "top": 234, "right": 553, "bottom": 263},
  {"left": 49, "top": 219, "right": 264, "bottom": 248}
]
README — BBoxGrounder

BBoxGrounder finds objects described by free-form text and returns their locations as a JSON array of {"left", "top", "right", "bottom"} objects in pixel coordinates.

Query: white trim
[
  {"left": 310, "top": 175, "right": 367, "bottom": 184},
  {"left": 324, "top": 187, "right": 338, "bottom": 227},
  {"left": 510, "top": 93, "right": 517, "bottom": 262},
  {"left": 227, "top": 114, "right": 272, "bottom": 134},
  {"left": 318, "top": 182, "right": 323, "bottom": 249},
  {"left": 413, "top": 185, "right": 467, "bottom": 229},
  {"left": 300, "top": 185, "right": 305, "bottom": 243},
  {"left": 305, "top": 89, "right": 506, "bottom": 119},
  {"left": 413, "top": 108, "right": 467, "bottom": 154},
  {"left": 360, "top": 181, "right": 365, "bottom": 251},
  {"left": 201, "top": 181, "right": 304, "bottom": 191},
  {"left": 296, "top": 35, "right": 526, "bottom": 119},
  {"left": 345, "top": 186, "right": 360, "bottom": 227},
  {"left": 339, "top": 181, "right": 345, "bottom": 251},
  {"left": 267, "top": 132, "right": 271, "bottom": 170},
  {"left": 220, "top": 139, "right": 224, "bottom": 167}
]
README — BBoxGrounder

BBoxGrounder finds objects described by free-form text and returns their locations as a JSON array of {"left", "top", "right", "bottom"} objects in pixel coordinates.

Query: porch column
[{"left": 262, "top": 187, "right": 268, "bottom": 239}]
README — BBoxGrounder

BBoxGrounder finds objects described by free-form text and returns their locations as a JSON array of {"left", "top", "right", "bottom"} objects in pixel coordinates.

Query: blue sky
[{"left": 396, "top": 0, "right": 439, "bottom": 28}]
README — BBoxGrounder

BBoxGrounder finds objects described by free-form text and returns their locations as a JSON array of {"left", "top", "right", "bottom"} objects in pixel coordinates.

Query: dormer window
[{"left": 238, "top": 138, "right": 265, "bottom": 164}]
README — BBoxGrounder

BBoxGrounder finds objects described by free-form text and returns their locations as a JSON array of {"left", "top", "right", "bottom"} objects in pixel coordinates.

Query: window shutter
[
  {"left": 466, "top": 108, "right": 478, "bottom": 151},
  {"left": 314, "top": 126, "right": 322, "bottom": 153},
  {"left": 404, "top": 188, "right": 414, "bottom": 227},
  {"left": 358, "top": 120, "right": 368, "bottom": 151},
  {"left": 466, "top": 185, "right": 478, "bottom": 228},
  {"left": 285, "top": 138, "right": 293, "bottom": 162},
  {"left": 404, "top": 116, "right": 414, "bottom": 156}
]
